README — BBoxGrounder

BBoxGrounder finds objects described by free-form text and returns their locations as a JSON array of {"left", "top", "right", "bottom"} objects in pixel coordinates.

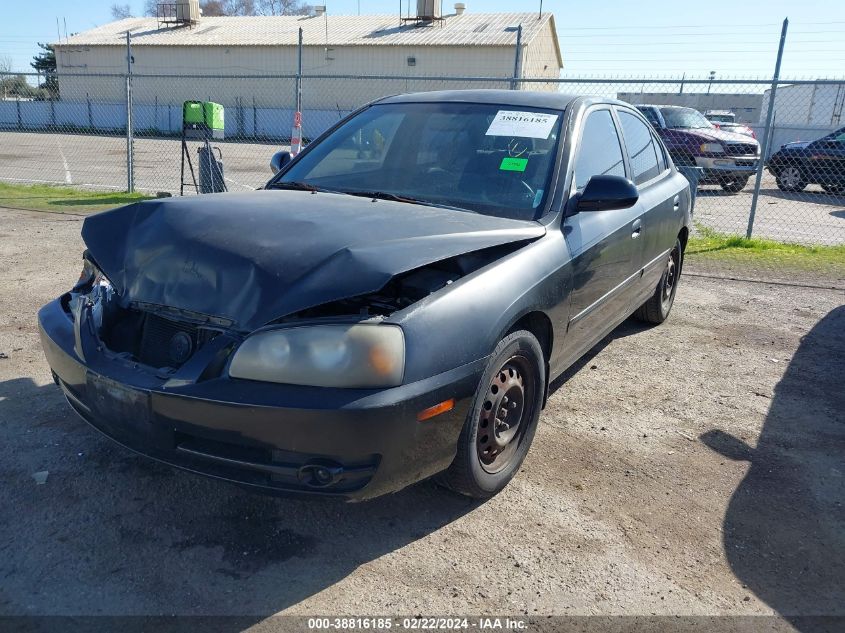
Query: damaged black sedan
[{"left": 39, "top": 91, "right": 691, "bottom": 500}]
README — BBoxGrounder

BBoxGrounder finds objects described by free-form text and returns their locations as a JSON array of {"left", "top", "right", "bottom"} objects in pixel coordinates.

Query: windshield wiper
[
  {"left": 268, "top": 181, "right": 329, "bottom": 192},
  {"left": 339, "top": 189, "right": 469, "bottom": 212}
]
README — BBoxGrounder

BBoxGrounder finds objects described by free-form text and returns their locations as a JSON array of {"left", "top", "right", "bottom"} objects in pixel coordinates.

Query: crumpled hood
[{"left": 82, "top": 190, "right": 545, "bottom": 331}]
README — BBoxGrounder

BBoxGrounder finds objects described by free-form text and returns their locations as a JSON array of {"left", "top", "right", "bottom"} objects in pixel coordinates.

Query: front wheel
[
  {"left": 634, "top": 238, "right": 683, "bottom": 325},
  {"left": 720, "top": 176, "right": 749, "bottom": 193},
  {"left": 776, "top": 166, "right": 807, "bottom": 192},
  {"left": 438, "top": 330, "right": 545, "bottom": 499}
]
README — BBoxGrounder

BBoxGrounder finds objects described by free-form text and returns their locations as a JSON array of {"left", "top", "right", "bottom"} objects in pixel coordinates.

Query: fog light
[
  {"left": 297, "top": 462, "right": 343, "bottom": 488},
  {"left": 314, "top": 467, "right": 332, "bottom": 485}
]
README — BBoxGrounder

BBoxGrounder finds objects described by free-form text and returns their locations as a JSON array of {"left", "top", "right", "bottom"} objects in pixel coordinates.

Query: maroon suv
[{"left": 636, "top": 105, "right": 760, "bottom": 193}]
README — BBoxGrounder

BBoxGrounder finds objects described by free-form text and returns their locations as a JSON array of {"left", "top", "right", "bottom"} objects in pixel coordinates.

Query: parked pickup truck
[{"left": 636, "top": 104, "right": 760, "bottom": 193}]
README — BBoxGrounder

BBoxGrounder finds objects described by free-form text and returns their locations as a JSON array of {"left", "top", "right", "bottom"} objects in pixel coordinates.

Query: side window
[
  {"left": 573, "top": 109, "right": 626, "bottom": 191},
  {"left": 619, "top": 111, "right": 661, "bottom": 185},
  {"left": 652, "top": 132, "right": 668, "bottom": 171}
]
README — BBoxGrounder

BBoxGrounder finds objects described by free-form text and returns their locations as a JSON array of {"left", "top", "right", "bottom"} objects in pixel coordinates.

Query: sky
[{"left": 2, "top": 0, "right": 844, "bottom": 79}]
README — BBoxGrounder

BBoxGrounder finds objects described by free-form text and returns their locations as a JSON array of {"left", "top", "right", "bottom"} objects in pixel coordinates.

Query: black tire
[
  {"left": 634, "top": 238, "right": 683, "bottom": 325},
  {"left": 821, "top": 183, "right": 844, "bottom": 194},
  {"left": 775, "top": 166, "right": 807, "bottom": 192},
  {"left": 438, "top": 330, "right": 545, "bottom": 499},
  {"left": 720, "top": 176, "right": 749, "bottom": 193}
]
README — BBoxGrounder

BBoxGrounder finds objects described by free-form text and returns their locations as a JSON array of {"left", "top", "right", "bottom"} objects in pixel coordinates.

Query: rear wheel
[
  {"left": 634, "top": 238, "right": 683, "bottom": 325},
  {"left": 776, "top": 166, "right": 807, "bottom": 192},
  {"left": 719, "top": 176, "right": 749, "bottom": 193},
  {"left": 438, "top": 330, "right": 544, "bottom": 499}
]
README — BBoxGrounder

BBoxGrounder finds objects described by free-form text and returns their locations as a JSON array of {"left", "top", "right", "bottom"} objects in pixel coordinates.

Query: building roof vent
[
  {"left": 313, "top": 5, "right": 326, "bottom": 17},
  {"left": 156, "top": 1, "right": 201, "bottom": 28},
  {"left": 416, "top": 0, "right": 442, "bottom": 21},
  {"left": 454, "top": 3, "right": 466, "bottom": 15}
]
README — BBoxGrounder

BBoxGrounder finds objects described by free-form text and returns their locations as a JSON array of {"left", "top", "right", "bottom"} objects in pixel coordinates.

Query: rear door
[
  {"left": 812, "top": 128, "right": 845, "bottom": 186},
  {"left": 562, "top": 107, "right": 645, "bottom": 364},
  {"left": 615, "top": 107, "right": 682, "bottom": 303}
]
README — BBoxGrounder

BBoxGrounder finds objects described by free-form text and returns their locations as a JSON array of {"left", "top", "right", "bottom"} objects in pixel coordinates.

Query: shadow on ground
[
  {"left": 701, "top": 306, "right": 845, "bottom": 630},
  {"left": 756, "top": 187, "right": 845, "bottom": 208},
  {"left": 0, "top": 374, "right": 480, "bottom": 622}
]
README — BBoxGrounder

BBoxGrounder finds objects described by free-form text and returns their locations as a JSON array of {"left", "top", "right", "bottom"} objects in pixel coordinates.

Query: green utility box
[{"left": 182, "top": 100, "right": 224, "bottom": 139}]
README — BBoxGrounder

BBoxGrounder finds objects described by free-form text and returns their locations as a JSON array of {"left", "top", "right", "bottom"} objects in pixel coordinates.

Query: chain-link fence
[{"left": 1, "top": 69, "right": 844, "bottom": 248}]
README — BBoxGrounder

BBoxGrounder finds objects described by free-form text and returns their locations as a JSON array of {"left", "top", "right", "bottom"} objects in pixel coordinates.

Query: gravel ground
[{"left": 0, "top": 207, "right": 843, "bottom": 624}]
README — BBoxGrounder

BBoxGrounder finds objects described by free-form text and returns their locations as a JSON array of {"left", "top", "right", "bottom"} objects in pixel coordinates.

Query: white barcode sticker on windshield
[{"left": 485, "top": 111, "right": 559, "bottom": 139}]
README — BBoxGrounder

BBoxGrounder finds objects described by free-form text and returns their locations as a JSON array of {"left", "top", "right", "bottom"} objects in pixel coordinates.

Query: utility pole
[
  {"left": 748, "top": 17, "right": 789, "bottom": 239},
  {"left": 125, "top": 31, "right": 134, "bottom": 193},
  {"left": 511, "top": 25, "right": 523, "bottom": 90},
  {"left": 291, "top": 27, "right": 303, "bottom": 156},
  {"left": 707, "top": 70, "right": 716, "bottom": 95}
]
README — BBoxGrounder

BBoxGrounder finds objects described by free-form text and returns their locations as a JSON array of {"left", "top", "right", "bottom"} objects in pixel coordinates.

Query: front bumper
[
  {"left": 695, "top": 155, "right": 759, "bottom": 177},
  {"left": 38, "top": 297, "right": 483, "bottom": 501}
]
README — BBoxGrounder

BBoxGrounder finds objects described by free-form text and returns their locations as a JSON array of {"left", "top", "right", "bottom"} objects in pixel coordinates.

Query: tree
[
  {"left": 30, "top": 43, "right": 58, "bottom": 97},
  {"left": 257, "top": 0, "right": 311, "bottom": 15},
  {"left": 199, "top": 1, "right": 227, "bottom": 16},
  {"left": 110, "top": 3, "right": 133, "bottom": 19},
  {"left": 143, "top": 0, "right": 309, "bottom": 17},
  {"left": 1, "top": 74, "right": 39, "bottom": 99},
  {"left": 222, "top": 0, "right": 257, "bottom": 15}
]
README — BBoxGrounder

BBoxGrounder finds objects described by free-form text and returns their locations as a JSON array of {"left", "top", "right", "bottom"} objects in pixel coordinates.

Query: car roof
[
  {"left": 378, "top": 89, "right": 583, "bottom": 111},
  {"left": 635, "top": 104, "right": 692, "bottom": 110}
]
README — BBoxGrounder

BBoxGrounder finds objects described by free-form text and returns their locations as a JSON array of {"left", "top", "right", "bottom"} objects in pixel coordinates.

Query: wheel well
[
  {"left": 509, "top": 311, "right": 553, "bottom": 363},
  {"left": 508, "top": 311, "right": 553, "bottom": 408}
]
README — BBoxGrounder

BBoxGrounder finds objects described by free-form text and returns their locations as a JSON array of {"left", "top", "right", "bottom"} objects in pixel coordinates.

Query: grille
[
  {"left": 138, "top": 314, "right": 200, "bottom": 369},
  {"left": 725, "top": 143, "right": 757, "bottom": 156}
]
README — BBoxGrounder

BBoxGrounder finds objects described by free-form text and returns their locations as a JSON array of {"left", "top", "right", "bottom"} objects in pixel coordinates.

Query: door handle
[
  {"left": 673, "top": 195, "right": 680, "bottom": 211},
  {"left": 631, "top": 219, "right": 642, "bottom": 239}
]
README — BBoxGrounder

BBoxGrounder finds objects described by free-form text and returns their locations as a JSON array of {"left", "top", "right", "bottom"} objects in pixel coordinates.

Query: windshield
[
  {"left": 270, "top": 102, "right": 563, "bottom": 220},
  {"left": 661, "top": 107, "right": 714, "bottom": 130},
  {"left": 707, "top": 113, "right": 735, "bottom": 123}
]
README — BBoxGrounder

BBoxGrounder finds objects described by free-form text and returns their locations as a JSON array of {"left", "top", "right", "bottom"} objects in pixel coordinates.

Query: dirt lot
[{"left": 0, "top": 207, "right": 843, "bottom": 626}]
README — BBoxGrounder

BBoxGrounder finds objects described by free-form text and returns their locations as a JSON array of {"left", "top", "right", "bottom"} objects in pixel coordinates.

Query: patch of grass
[
  {"left": 688, "top": 225, "right": 845, "bottom": 273},
  {"left": 0, "top": 182, "right": 154, "bottom": 214}
]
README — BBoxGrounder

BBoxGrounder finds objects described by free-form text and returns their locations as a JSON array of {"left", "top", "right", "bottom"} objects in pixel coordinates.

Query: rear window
[{"left": 619, "top": 111, "right": 661, "bottom": 185}]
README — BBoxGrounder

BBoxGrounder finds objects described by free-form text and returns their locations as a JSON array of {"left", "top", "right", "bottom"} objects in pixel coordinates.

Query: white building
[
  {"left": 53, "top": 6, "right": 562, "bottom": 113},
  {"left": 760, "top": 83, "right": 845, "bottom": 127}
]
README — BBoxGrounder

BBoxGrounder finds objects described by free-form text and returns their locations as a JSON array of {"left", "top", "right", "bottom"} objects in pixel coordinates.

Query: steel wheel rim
[
  {"left": 662, "top": 246, "right": 680, "bottom": 306},
  {"left": 476, "top": 356, "right": 535, "bottom": 474},
  {"left": 782, "top": 167, "right": 802, "bottom": 188}
]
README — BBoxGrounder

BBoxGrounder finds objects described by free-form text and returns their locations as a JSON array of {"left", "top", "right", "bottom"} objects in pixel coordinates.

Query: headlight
[
  {"left": 73, "top": 254, "right": 111, "bottom": 292},
  {"left": 228, "top": 324, "right": 405, "bottom": 388},
  {"left": 700, "top": 143, "right": 725, "bottom": 153}
]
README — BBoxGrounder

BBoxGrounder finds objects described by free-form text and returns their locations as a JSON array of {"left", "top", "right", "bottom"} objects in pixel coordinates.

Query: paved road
[{"left": 1, "top": 130, "right": 843, "bottom": 245}]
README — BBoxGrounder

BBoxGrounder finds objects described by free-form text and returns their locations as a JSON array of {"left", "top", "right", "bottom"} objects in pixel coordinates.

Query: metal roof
[{"left": 57, "top": 13, "right": 558, "bottom": 60}]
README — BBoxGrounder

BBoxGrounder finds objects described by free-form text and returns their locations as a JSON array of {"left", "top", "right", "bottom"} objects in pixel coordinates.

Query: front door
[{"left": 562, "top": 108, "right": 645, "bottom": 366}]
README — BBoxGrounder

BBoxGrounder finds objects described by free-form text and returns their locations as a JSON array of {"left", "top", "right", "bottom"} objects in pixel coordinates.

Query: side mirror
[
  {"left": 270, "top": 150, "right": 292, "bottom": 174},
  {"left": 575, "top": 175, "right": 639, "bottom": 212}
]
